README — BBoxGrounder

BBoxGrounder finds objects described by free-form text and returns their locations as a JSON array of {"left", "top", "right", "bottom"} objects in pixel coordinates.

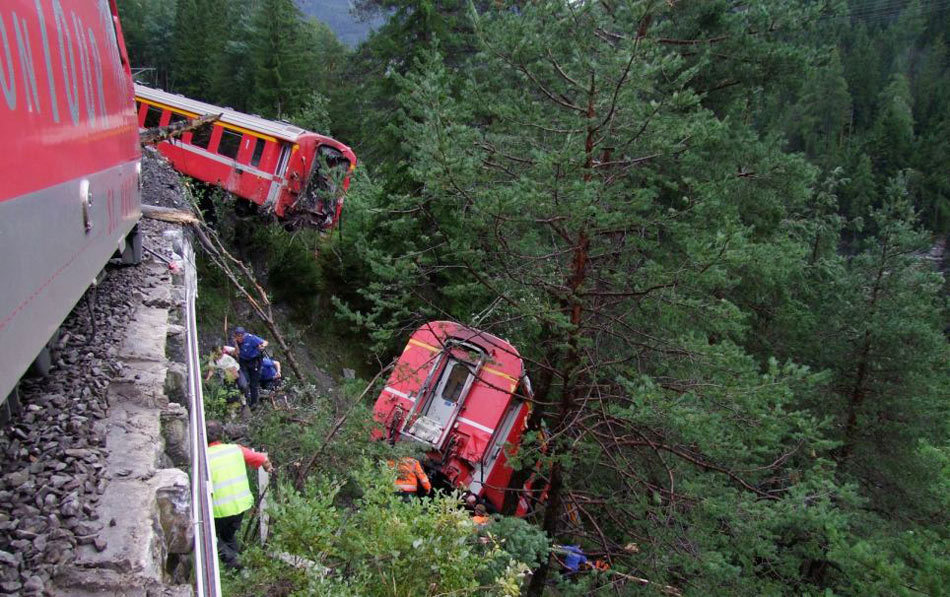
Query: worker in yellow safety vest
[
  {"left": 206, "top": 420, "right": 272, "bottom": 568},
  {"left": 387, "top": 456, "right": 432, "bottom": 497}
]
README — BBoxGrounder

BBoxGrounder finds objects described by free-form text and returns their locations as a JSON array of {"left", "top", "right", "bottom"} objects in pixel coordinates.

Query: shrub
[{"left": 223, "top": 461, "right": 540, "bottom": 596}]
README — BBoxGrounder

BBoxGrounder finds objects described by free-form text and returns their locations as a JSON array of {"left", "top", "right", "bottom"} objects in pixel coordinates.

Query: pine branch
[{"left": 139, "top": 113, "right": 221, "bottom": 146}]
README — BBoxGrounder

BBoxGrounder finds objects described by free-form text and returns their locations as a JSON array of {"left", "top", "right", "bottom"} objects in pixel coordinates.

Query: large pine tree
[
  {"left": 250, "top": 0, "right": 314, "bottom": 118},
  {"left": 172, "top": 0, "right": 228, "bottom": 99},
  {"left": 339, "top": 1, "right": 865, "bottom": 593}
]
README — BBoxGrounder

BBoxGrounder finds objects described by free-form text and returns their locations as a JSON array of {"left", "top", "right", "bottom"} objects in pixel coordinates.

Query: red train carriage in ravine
[
  {"left": 0, "top": 0, "right": 142, "bottom": 410},
  {"left": 133, "top": 84, "right": 356, "bottom": 231},
  {"left": 373, "top": 321, "right": 542, "bottom": 515}
]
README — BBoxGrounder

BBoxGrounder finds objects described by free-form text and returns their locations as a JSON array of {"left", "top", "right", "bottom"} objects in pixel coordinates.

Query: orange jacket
[{"left": 388, "top": 457, "right": 431, "bottom": 494}]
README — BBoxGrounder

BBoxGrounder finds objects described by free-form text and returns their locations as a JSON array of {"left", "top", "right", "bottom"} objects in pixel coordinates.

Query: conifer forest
[{"left": 121, "top": 0, "right": 950, "bottom": 594}]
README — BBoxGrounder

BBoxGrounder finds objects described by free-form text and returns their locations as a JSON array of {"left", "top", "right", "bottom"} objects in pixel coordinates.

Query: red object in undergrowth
[{"left": 372, "top": 321, "right": 540, "bottom": 515}]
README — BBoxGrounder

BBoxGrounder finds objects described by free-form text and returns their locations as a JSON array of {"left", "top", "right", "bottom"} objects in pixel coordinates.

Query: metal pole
[{"left": 180, "top": 230, "right": 221, "bottom": 597}]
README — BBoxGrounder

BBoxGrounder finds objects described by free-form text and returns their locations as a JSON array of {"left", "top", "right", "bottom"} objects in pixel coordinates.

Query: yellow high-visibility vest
[{"left": 208, "top": 443, "right": 253, "bottom": 518}]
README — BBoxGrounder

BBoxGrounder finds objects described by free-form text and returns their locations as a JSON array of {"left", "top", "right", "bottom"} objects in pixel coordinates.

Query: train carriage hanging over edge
[
  {"left": 373, "top": 321, "right": 543, "bottom": 515},
  {"left": 134, "top": 84, "right": 356, "bottom": 231}
]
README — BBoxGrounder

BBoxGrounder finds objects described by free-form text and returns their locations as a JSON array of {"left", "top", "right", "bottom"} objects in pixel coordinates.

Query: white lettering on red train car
[
  {"left": 0, "top": 0, "right": 137, "bottom": 202},
  {"left": 87, "top": 27, "right": 106, "bottom": 117},
  {"left": 14, "top": 12, "right": 42, "bottom": 113},
  {"left": 0, "top": 1, "right": 121, "bottom": 124},
  {"left": 0, "top": 14, "right": 15, "bottom": 109},
  {"left": 95, "top": 0, "right": 123, "bottom": 94},
  {"left": 72, "top": 13, "right": 94, "bottom": 124},
  {"left": 54, "top": 0, "right": 83, "bottom": 125},
  {"left": 35, "top": 0, "right": 60, "bottom": 121}
]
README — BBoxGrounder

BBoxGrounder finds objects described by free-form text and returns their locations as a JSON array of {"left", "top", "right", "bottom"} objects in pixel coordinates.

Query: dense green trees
[
  {"left": 789, "top": 0, "right": 950, "bottom": 231},
  {"left": 125, "top": 0, "right": 950, "bottom": 594},
  {"left": 118, "top": 0, "right": 176, "bottom": 88},
  {"left": 250, "top": 0, "right": 311, "bottom": 117},
  {"left": 340, "top": 3, "right": 853, "bottom": 593},
  {"left": 124, "top": 0, "right": 336, "bottom": 120}
]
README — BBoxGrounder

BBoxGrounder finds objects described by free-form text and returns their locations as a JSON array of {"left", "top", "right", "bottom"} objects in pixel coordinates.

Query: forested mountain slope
[
  {"left": 119, "top": 1, "right": 950, "bottom": 594},
  {"left": 296, "top": 0, "right": 385, "bottom": 46}
]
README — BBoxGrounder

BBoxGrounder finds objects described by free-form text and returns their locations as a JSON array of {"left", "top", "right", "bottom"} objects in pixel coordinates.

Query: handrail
[{"left": 180, "top": 230, "right": 221, "bottom": 597}]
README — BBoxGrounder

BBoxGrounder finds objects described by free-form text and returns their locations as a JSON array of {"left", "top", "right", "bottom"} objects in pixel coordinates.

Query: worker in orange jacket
[
  {"left": 472, "top": 504, "right": 490, "bottom": 526},
  {"left": 387, "top": 456, "right": 431, "bottom": 497}
]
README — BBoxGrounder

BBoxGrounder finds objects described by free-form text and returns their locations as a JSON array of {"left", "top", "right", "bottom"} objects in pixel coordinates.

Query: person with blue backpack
[{"left": 260, "top": 356, "right": 282, "bottom": 390}]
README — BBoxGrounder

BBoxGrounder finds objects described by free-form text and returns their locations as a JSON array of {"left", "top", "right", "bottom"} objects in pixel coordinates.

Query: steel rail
[{"left": 181, "top": 231, "right": 222, "bottom": 597}]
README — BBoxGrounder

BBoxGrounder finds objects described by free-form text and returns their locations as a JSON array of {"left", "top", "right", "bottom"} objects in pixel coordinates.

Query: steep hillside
[{"left": 296, "top": 0, "right": 385, "bottom": 46}]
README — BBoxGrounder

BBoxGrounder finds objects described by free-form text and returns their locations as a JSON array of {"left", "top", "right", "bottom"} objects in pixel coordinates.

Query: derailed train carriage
[
  {"left": 373, "top": 321, "right": 543, "bottom": 514},
  {"left": 134, "top": 84, "right": 356, "bottom": 231}
]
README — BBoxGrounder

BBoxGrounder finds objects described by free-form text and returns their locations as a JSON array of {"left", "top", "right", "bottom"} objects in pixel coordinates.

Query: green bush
[
  {"left": 267, "top": 239, "right": 325, "bottom": 321},
  {"left": 202, "top": 378, "right": 242, "bottom": 421},
  {"left": 249, "top": 381, "right": 388, "bottom": 479},
  {"left": 477, "top": 515, "right": 550, "bottom": 587},
  {"left": 223, "top": 461, "right": 540, "bottom": 596}
]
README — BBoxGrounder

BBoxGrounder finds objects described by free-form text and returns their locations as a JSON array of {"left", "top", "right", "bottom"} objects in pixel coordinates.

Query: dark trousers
[
  {"left": 240, "top": 357, "right": 262, "bottom": 407},
  {"left": 214, "top": 512, "right": 244, "bottom": 568},
  {"left": 236, "top": 370, "right": 249, "bottom": 394}
]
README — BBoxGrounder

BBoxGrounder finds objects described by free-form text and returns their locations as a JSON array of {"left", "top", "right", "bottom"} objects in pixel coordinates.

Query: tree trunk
[
  {"left": 527, "top": 76, "right": 597, "bottom": 596},
  {"left": 841, "top": 237, "right": 889, "bottom": 458},
  {"left": 190, "top": 224, "right": 305, "bottom": 380},
  {"left": 501, "top": 344, "right": 558, "bottom": 515},
  {"left": 140, "top": 113, "right": 220, "bottom": 146},
  {"left": 526, "top": 232, "right": 590, "bottom": 597}
]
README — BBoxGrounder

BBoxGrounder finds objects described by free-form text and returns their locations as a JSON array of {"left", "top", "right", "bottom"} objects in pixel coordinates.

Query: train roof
[
  {"left": 411, "top": 321, "right": 523, "bottom": 375},
  {"left": 134, "top": 84, "right": 312, "bottom": 142}
]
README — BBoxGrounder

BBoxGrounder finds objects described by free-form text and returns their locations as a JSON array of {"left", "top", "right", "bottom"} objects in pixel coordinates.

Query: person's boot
[{"left": 218, "top": 545, "right": 243, "bottom": 570}]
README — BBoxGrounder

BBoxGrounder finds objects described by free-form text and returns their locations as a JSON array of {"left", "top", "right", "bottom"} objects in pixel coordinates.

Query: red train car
[
  {"left": 373, "top": 321, "right": 538, "bottom": 514},
  {"left": 134, "top": 84, "right": 356, "bottom": 231},
  {"left": 0, "top": 0, "right": 142, "bottom": 407}
]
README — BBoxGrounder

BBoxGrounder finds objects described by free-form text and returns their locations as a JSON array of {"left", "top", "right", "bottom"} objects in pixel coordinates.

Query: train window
[
  {"left": 143, "top": 105, "right": 163, "bottom": 128},
  {"left": 191, "top": 124, "right": 213, "bottom": 149},
  {"left": 169, "top": 112, "right": 187, "bottom": 125},
  {"left": 218, "top": 129, "right": 242, "bottom": 160},
  {"left": 250, "top": 138, "right": 266, "bottom": 167},
  {"left": 306, "top": 145, "right": 350, "bottom": 198},
  {"left": 440, "top": 362, "right": 470, "bottom": 403},
  {"left": 318, "top": 145, "right": 351, "bottom": 180}
]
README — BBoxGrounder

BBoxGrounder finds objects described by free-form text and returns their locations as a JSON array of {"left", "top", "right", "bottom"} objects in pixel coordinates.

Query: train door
[
  {"left": 235, "top": 136, "right": 270, "bottom": 203},
  {"left": 275, "top": 143, "right": 292, "bottom": 178},
  {"left": 265, "top": 142, "right": 293, "bottom": 209},
  {"left": 467, "top": 400, "right": 524, "bottom": 495},
  {"left": 424, "top": 360, "right": 471, "bottom": 426},
  {"left": 405, "top": 344, "right": 483, "bottom": 447}
]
